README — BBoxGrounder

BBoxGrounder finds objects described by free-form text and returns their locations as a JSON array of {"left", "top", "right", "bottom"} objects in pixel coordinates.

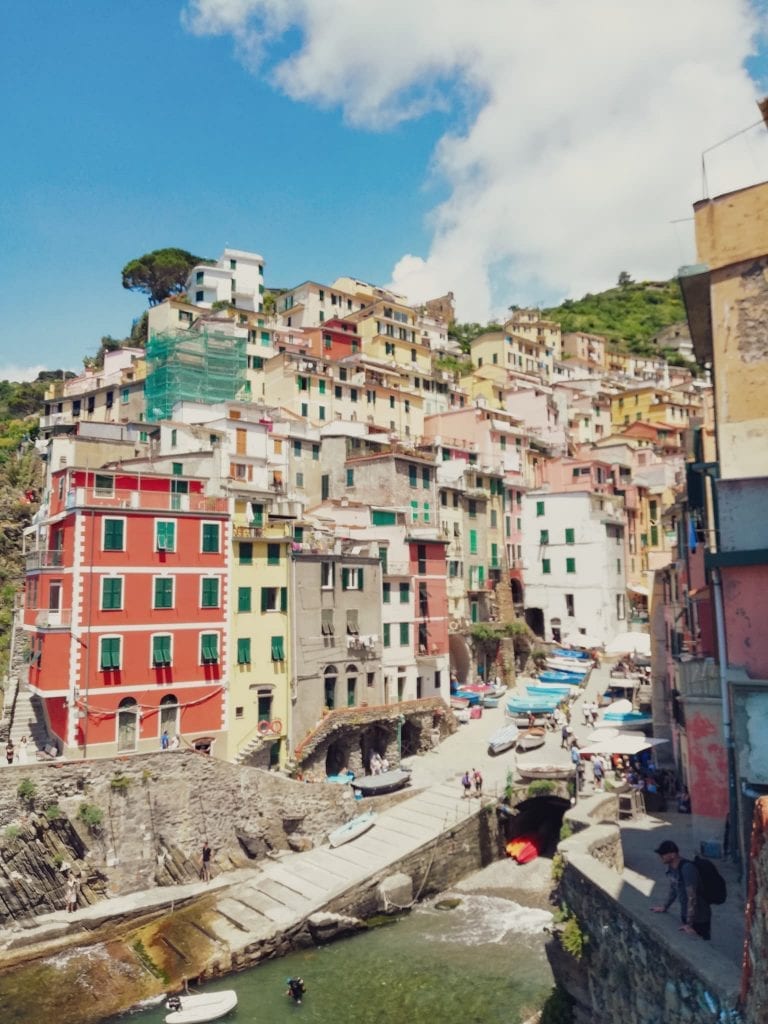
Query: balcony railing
[
  {"left": 35, "top": 608, "right": 72, "bottom": 629},
  {"left": 64, "top": 487, "right": 228, "bottom": 514},
  {"left": 25, "top": 550, "right": 64, "bottom": 571}
]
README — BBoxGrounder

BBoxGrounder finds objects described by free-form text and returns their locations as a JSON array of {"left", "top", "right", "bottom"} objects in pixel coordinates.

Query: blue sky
[{"left": 2, "top": 0, "right": 767, "bottom": 379}]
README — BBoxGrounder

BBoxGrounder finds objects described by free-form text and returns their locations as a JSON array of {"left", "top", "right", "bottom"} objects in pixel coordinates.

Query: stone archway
[
  {"left": 325, "top": 738, "right": 350, "bottom": 777},
  {"left": 400, "top": 720, "right": 422, "bottom": 758},
  {"left": 360, "top": 724, "right": 391, "bottom": 772}
]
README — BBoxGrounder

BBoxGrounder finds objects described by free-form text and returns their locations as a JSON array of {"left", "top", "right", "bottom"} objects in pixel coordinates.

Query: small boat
[
  {"left": 488, "top": 722, "right": 519, "bottom": 755},
  {"left": 527, "top": 683, "right": 575, "bottom": 697},
  {"left": 165, "top": 990, "right": 238, "bottom": 1024},
  {"left": 545, "top": 658, "right": 591, "bottom": 675},
  {"left": 538, "top": 670, "right": 584, "bottom": 684},
  {"left": 452, "top": 688, "right": 481, "bottom": 706},
  {"left": 506, "top": 696, "right": 560, "bottom": 715},
  {"left": 352, "top": 769, "right": 411, "bottom": 796},
  {"left": 329, "top": 810, "right": 377, "bottom": 847},
  {"left": 516, "top": 727, "right": 546, "bottom": 752},
  {"left": 552, "top": 647, "right": 591, "bottom": 661},
  {"left": 450, "top": 696, "right": 470, "bottom": 710},
  {"left": 325, "top": 770, "right": 355, "bottom": 784},
  {"left": 506, "top": 834, "right": 542, "bottom": 864},
  {"left": 517, "top": 764, "right": 574, "bottom": 781},
  {"left": 601, "top": 710, "right": 652, "bottom": 730},
  {"left": 482, "top": 695, "right": 500, "bottom": 708}
]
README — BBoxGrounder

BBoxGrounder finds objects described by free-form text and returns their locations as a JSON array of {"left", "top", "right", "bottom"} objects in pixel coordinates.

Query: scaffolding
[{"left": 145, "top": 329, "right": 248, "bottom": 422}]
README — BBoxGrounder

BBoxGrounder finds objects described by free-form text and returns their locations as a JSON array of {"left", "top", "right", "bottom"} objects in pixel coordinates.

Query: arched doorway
[
  {"left": 511, "top": 578, "right": 524, "bottom": 604},
  {"left": 345, "top": 663, "right": 358, "bottom": 707},
  {"left": 160, "top": 694, "right": 179, "bottom": 740},
  {"left": 117, "top": 697, "right": 139, "bottom": 752},
  {"left": 401, "top": 719, "right": 421, "bottom": 758},
  {"left": 360, "top": 724, "right": 390, "bottom": 773},
  {"left": 323, "top": 666, "right": 338, "bottom": 710},
  {"left": 525, "top": 607, "right": 545, "bottom": 639},
  {"left": 325, "top": 738, "right": 350, "bottom": 777}
]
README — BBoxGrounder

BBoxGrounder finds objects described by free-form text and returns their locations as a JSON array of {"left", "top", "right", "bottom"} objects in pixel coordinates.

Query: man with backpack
[{"left": 651, "top": 839, "right": 719, "bottom": 940}]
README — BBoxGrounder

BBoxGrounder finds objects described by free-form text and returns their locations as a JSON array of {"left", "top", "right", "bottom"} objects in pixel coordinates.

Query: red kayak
[{"left": 505, "top": 834, "right": 541, "bottom": 864}]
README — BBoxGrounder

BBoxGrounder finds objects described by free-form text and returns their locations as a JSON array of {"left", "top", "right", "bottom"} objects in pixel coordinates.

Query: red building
[
  {"left": 409, "top": 536, "right": 450, "bottom": 698},
  {"left": 304, "top": 317, "right": 361, "bottom": 361},
  {"left": 23, "top": 468, "right": 229, "bottom": 757}
]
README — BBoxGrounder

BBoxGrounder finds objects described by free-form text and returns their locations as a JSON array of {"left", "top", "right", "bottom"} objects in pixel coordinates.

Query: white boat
[
  {"left": 488, "top": 722, "right": 519, "bottom": 755},
  {"left": 516, "top": 727, "right": 546, "bottom": 752},
  {"left": 328, "top": 810, "right": 377, "bottom": 847},
  {"left": 545, "top": 657, "right": 591, "bottom": 675},
  {"left": 165, "top": 989, "right": 238, "bottom": 1024},
  {"left": 352, "top": 769, "right": 411, "bottom": 795}
]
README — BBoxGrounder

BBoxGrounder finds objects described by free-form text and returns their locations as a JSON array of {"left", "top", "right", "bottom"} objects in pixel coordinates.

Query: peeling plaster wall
[{"left": 723, "top": 566, "right": 768, "bottom": 679}]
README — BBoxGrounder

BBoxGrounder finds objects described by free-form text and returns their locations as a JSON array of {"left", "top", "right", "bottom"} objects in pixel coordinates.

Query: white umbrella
[
  {"left": 562, "top": 632, "right": 603, "bottom": 650},
  {"left": 580, "top": 735, "right": 668, "bottom": 757},
  {"left": 587, "top": 727, "right": 621, "bottom": 743},
  {"left": 605, "top": 631, "right": 651, "bottom": 657}
]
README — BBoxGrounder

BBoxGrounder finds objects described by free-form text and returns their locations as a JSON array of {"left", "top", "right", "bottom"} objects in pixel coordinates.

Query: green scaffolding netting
[{"left": 144, "top": 329, "right": 248, "bottom": 422}]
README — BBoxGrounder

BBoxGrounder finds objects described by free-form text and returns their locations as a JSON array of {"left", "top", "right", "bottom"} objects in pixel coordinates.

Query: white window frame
[
  {"left": 99, "top": 634, "right": 123, "bottom": 671},
  {"left": 155, "top": 519, "right": 177, "bottom": 552},
  {"left": 199, "top": 630, "right": 220, "bottom": 665},
  {"left": 101, "top": 515, "right": 126, "bottom": 552},
  {"left": 94, "top": 473, "right": 115, "bottom": 498},
  {"left": 100, "top": 574, "right": 124, "bottom": 611},
  {"left": 200, "top": 575, "right": 221, "bottom": 609},
  {"left": 153, "top": 574, "right": 176, "bottom": 610},
  {"left": 200, "top": 520, "right": 221, "bottom": 554},
  {"left": 150, "top": 632, "right": 174, "bottom": 668}
]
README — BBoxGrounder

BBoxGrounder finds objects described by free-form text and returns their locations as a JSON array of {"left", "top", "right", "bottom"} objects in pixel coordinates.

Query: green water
[{"left": 109, "top": 893, "right": 554, "bottom": 1024}]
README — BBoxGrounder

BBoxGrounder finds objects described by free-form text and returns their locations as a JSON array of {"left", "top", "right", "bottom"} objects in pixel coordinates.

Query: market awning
[
  {"left": 627, "top": 584, "right": 649, "bottom": 597},
  {"left": 580, "top": 735, "right": 669, "bottom": 757}
]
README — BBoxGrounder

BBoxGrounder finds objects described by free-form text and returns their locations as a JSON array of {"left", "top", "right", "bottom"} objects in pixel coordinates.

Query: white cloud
[
  {"left": 184, "top": 0, "right": 768, "bottom": 319},
  {"left": 0, "top": 365, "right": 48, "bottom": 383}
]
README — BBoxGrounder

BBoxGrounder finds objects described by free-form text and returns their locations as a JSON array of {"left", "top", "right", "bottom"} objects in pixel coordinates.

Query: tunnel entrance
[
  {"left": 325, "top": 739, "right": 351, "bottom": 777},
  {"left": 500, "top": 795, "right": 571, "bottom": 859}
]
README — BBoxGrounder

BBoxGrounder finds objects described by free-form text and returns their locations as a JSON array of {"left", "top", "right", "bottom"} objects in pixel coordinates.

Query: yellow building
[
  {"left": 352, "top": 299, "right": 433, "bottom": 375},
  {"left": 228, "top": 513, "right": 293, "bottom": 765},
  {"left": 610, "top": 386, "right": 693, "bottom": 431}
]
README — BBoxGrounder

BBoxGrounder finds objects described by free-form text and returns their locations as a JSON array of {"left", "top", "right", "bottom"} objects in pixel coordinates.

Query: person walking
[
  {"left": 592, "top": 754, "right": 605, "bottom": 792},
  {"left": 201, "top": 840, "right": 212, "bottom": 882},
  {"left": 570, "top": 741, "right": 584, "bottom": 792},
  {"left": 17, "top": 736, "right": 29, "bottom": 764},
  {"left": 161, "top": 730, "right": 170, "bottom": 751},
  {"left": 651, "top": 840, "right": 711, "bottom": 940},
  {"left": 560, "top": 724, "right": 570, "bottom": 749},
  {"left": 461, "top": 770, "right": 472, "bottom": 799},
  {"left": 5, "top": 741, "right": 14, "bottom": 765},
  {"left": 65, "top": 872, "right": 79, "bottom": 913},
  {"left": 473, "top": 768, "right": 483, "bottom": 798}
]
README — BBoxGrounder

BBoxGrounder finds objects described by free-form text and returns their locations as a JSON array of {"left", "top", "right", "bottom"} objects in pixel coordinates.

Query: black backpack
[{"left": 693, "top": 854, "right": 727, "bottom": 905}]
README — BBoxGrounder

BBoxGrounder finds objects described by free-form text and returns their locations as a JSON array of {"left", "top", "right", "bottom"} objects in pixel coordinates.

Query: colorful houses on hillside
[{"left": 22, "top": 247, "right": 709, "bottom": 774}]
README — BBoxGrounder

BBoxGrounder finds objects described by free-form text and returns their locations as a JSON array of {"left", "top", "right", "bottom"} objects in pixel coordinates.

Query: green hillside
[{"left": 543, "top": 277, "right": 686, "bottom": 353}]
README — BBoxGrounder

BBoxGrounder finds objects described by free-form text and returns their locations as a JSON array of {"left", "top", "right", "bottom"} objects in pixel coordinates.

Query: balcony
[
  {"left": 35, "top": 608, "right": 72, "bottom": 629},
  {"left": 25, "top": 550, "right": 64, "bottom": 571},
  {"left": 64, "top": 487, "right": 228, "bottom": 515},
  {"left": 675, "top": 657, "right": 720, "bottom": 699}
]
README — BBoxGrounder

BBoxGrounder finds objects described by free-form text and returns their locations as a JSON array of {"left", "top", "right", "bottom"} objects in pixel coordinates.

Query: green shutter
[
  {"left": 261, "top": 587, "right": 269, "bottom": 612},
  {"left": 565, "top": 528, "right": 575, "bottom": 544},
  {"left": 104, "top": 518, "right": 124, "bottom": 550},
  {"left": 542, "top": 559, "right": 551, "bottom": 574},
  {"left": 400, "top": 622, "right": 409, "bottom": 645},
  {"left": 567, "top": 558, "right": 576, "bottom": 574},
  {"left": 536, "top": 501, "right": 545, "bottom": 517},
  {"left": 267, "top": 543, "right": 280, "bottom": 565},
  {"left": 202, "top": 578, "right": 219, "bottom": 607},
  {"left": 102, "top": 577, "right": 122, "bottom": 610},
  {"left": 100, "top": 637, "right": 120, "bottom": 669},
  {"left": 237, "top": 638, "right": 251, "bottom": 664},
  {"left": 383, "top": 582, "right": 391, "bottom": 603},
  {"left": 271, "top": 636, "right": 285, "bottom": 661},
  {"left": 202, "top": 523, "right": 220, "bottom": 552},
  {"left": 358, "top": 569, "right": 364, "bottom": 590},
  {"left": 341, "top": 568, "right": 350, "bottom": 590},
  {"left": 154, "top": 577, "right": 173, "bottom": 608},
  {"left": 280, "top": 587, "right": 288, "bottom": 612},
  {"left": 153, "top": 635, "right": 171, "bottom": 666},
  {"left": 383, "top": 623, "right": 391, "bottom": 647},
  {"left": 201, "top": 634, "right": 218, "bottom": 662},
  {"left": 239, "top": 541, "right": 253, "bottom": 565},
  {"left": 372, "top": 510, "right": 396, "bottom": 526},
  {"left": 238, "top": 587, "right": 251, "bottom": 612},
  {"left": 469, "top": 530, "right": 477, "bottom": 554},
  {"left": 157, "top": 521, "right": 175, "bottom": 551},
  {"left": 400, "top": 582, "right": 410, "bottom": 603},
  {"left": 409, "top": 465, "right": 417, "bottom": 487}
]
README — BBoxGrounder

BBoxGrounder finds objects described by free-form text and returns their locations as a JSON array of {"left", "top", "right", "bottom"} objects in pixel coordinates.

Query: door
[{"left": 117, "top": 699, "right": 138, "bottom": 752}]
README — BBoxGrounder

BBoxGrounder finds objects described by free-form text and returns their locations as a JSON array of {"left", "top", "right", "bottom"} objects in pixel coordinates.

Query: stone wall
[
  {"left": 0, "top": 751, "right": 357, "bottom": 922},
  {"left": 741, "top": 795, "right": 768, "bottom": 1022},
  {"left": 549, "top": 797, "right": 742, "bottom": 1024}
]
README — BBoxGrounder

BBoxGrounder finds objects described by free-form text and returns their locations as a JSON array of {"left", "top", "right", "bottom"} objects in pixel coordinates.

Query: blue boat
[
  {"left": 506, "top": 696, "right": 560, "bottom": 716},
  {"left": 538, "top": 670, "right": 584, "bottom": 684},
  {"left": 526, "top": 684, "right": 573, "bottom": 698},
  {"left": 552, "top": 647, "right": 591, "bottom": 660},
  {"left": 602, "top": 710, "right": 652, "bottom": 730},
  {"left": 452, "top": 688, "right": 481, "bottom": 706}
]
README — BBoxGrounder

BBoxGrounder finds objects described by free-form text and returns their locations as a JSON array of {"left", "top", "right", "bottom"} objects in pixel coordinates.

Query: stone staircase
[{"left": 4, "top": 604, "right": 53, "bottom": 758}]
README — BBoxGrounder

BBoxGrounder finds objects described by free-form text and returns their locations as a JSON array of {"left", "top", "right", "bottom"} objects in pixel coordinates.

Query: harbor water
[{"left": 106, "top": 891, "right": 553, "bottom": 1024}]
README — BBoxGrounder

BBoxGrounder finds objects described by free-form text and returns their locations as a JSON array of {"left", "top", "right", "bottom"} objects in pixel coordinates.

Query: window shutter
[
  {"left": 280, "top": 587, "right": 287, "bottom": 612},
  {"left": 358, "top": 569, "right": 364, "bottom": 590},
  {"left": 261, "top": 588, "right": 269, "bottom": 612},
  {"left": 341, "top": 568, "right": 349, "bottom": 590}
]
